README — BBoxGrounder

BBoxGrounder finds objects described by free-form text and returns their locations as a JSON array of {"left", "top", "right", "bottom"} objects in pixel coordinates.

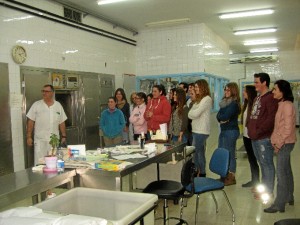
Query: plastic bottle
[{"left": 56, "top": 148, "right": 65, "bottom": 172}]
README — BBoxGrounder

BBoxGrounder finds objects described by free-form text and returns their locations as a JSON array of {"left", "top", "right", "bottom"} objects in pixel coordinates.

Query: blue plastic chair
[{"left": 186, "top": 148, "right": 235, "bottom": 225}]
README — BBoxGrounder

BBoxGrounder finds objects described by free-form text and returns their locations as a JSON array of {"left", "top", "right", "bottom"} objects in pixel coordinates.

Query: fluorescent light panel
[
  {"left": 234, "top": 28, "right": 277, "bottom": 35},
  {"left": 145, "top": 18, "right": 190, "bottom": 27},
  {"left": 219, "top": 9, "right": 274, "bottom": 19},
  {"left": 244, "top": 39, "right": 277, "bottom": 45},
  {"left": 250, "top": 48, "right": 278, "bottom": 53},
  {"left": 98, "top": 0, "right": 126, "bottom": 5}
]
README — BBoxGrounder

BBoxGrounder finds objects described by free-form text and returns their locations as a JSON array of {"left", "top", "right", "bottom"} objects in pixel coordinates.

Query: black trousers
[{"left": 243, "top": 136, "right": 260, "bottom": 183}]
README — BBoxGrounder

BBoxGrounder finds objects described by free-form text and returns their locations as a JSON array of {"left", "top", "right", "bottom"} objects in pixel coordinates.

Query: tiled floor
[
  {"left": 1, "top": 114, "right": 299, "bottom": 225},
  {"left": 153, "top": 117, "right": 300, "bottom": 225}
]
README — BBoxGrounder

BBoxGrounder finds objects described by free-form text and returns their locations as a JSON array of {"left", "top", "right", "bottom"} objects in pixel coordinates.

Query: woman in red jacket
[{"left": 144, "top": 84, "right": 171, "bottom": 136}]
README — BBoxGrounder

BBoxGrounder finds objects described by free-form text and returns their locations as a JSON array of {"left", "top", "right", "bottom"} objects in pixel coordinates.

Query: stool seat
[
  {"left": 274, "top": 219, "right": 300, "bottom": 225},
  {"left": 143, "top": 180, "right": 185, "bottom": 199}
]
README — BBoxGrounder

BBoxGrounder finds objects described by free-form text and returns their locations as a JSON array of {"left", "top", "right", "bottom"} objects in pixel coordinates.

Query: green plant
[{"left": 49, "top": 133, "right": 60, "bottom": 156}]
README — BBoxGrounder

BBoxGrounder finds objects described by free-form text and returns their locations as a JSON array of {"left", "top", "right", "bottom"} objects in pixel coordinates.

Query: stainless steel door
[
  {"left": 21, "top": 68, "right": 50, "bottom": 168},
  {"left": 81, "top": 75, "right": 101, "bottom": 149},
  {"left": 0, "top": 63, "right": 13, "bottom": 175}
]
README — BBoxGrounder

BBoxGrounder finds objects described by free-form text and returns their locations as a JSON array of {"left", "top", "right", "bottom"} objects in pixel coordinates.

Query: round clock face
[{"left": 12, "top": 45, "right": 27, "bottom": 64}]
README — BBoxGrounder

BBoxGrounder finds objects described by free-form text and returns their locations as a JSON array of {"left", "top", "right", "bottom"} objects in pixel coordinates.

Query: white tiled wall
[
  {"left": 136, "top": 23, "right": 230, "bottom": 77},
  {"left": 0, "top": 3, "right": 136, "bottom": 171},
  {"left": 229, "top": 51, "right": 300, "bottom": 83}
]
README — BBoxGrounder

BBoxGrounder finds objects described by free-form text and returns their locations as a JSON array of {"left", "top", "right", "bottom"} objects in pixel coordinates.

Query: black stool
[{"left": 274, "top": 219, "right": 300, "bottom": 225}]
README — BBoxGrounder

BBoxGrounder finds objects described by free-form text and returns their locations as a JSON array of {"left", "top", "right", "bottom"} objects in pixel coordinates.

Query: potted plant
[
  {"left": 44, "top": 133, "right": 59, "bottom": 170},
  {"left": 49, "top": 133, "right": 60, "bottom": 156}
]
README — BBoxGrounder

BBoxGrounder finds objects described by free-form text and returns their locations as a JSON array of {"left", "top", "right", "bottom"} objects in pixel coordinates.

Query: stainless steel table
[
  {"left": 0, "top": 168, "right": 76, "bottom": 209},
  {"left": 75, "top": 142, "right": 190, "bottom": 191}
]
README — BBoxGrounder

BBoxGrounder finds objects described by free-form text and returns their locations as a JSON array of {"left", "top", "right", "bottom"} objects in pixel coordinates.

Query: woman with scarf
[
  {"left": 115, "top": 88, "right": 130, "bottom": 144},
  {"left": 217, "top": 82, "right": 241, "bottom": 186},
  {"left": 144, "top": 84, "right": 171, "bottom": 138}
]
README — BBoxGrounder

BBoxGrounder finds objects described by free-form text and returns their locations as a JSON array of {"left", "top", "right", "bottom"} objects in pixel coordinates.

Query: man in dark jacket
[{"left": 247, "top": 73, "right": 278, "bottom": 196}]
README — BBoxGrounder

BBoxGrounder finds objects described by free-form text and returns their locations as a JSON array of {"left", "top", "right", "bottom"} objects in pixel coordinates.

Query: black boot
[{"left": 242, "top": 181, "right": 254, "bottom": 188}]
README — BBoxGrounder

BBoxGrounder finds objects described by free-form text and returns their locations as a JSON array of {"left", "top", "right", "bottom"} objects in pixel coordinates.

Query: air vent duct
[
  {"left": 64, "top": 7, "right": 82, "bottom": 23},
  {"left": 241, "top": 55, "right": 278, "bottom": 63},
  {"left": 229, "top": 58, "right": 242, "bottom": 64}
]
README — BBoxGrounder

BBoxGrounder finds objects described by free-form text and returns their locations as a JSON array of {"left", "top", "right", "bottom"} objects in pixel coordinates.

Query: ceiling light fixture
[
  {"left": 250, "top": 48, "right": 278, "bottom": 53},
  {"left": 145, "top": 18, "right": 191, "bottom": 27},
  {"left": 219, "top": 9, "right": 274, "bottom": 19},
  {"left": 97, "top": 0, "right": 127, "bottom": 5},
  {"left": 244, "top": 39, "right": 277, "bottom": 45},
  {"left": 234, "top": 28, "right": 277, "bottom": 35}
]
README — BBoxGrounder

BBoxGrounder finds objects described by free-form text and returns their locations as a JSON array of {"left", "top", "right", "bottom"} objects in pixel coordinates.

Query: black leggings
[{"left": 243, "top": 136, "right": 260, "bottom": 182}]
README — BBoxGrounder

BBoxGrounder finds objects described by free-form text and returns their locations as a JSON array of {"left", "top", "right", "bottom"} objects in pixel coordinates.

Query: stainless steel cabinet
[{"left": 0, "top": 63, "right": 13, "bottom": 175}]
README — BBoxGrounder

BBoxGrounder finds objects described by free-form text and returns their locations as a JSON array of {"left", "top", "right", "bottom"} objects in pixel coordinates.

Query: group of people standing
[
  {"left": 25, "top": 72, "right": 296, "bottom": 215},
  {"left": 99, "top": 73, "right": 297, "bottom": 214},
  {"left": 244, "top": 73, "right": 297, "bottom": 214}
]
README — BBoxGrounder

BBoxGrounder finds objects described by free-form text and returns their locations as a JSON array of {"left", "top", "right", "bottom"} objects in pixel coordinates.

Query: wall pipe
[{"left": 1, "top": 0, "right": 137, "bottom": 46}]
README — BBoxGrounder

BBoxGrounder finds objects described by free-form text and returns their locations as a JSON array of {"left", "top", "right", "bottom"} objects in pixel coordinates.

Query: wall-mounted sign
[{"left": 52, "top": 73, "right": 64, "bottom": 89}]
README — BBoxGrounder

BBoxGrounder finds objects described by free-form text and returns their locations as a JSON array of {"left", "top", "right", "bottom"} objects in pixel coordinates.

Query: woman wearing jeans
[
  {"left": 264, "top": 80, "right": 297, "bottom": 213},
  {"left": 217, "top": 82, "right": 241, "bottom": 186},
  {"left": 188, "top": 79, "right": 212, "bottom": 177}
]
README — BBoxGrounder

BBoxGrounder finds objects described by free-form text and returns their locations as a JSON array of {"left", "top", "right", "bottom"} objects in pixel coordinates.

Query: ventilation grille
[
  {"left": 241, "top": 55, "right": 278, "bottom": 63},
  {"left": 64, "top": 7, "right": 82, "bottom": 23},
  {"left": 229, "top": 58, "right": 242, "bottom": 64}
]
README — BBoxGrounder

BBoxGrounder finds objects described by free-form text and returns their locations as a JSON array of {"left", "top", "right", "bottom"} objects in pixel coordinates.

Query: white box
[{"left": 35, "top": 188, "right": 157, "bottom": 225}]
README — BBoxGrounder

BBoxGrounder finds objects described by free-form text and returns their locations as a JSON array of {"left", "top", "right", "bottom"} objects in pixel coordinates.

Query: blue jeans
[
  {"left": 251, "top": 138, "right": 275, "bottom": 194},
  {"left": 172, "top": 135, "right": 187, "bottom": 143},
  {"left": 192, "top": 133, "right": 209, "bottom": 174},
  {"left": 274, "top": 143, "right": 295, "bottom": 208},
  {"left": 218, "top": 129, "right": 239, "bottom": 173}
]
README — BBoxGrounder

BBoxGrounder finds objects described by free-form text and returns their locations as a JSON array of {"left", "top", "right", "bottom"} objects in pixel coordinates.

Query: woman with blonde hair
[
  {"left": 188, "top": 79, "right": 212, "bottom": 177},
  {"left": 217, "top": 82, "right": 241, "bottom": 185}
]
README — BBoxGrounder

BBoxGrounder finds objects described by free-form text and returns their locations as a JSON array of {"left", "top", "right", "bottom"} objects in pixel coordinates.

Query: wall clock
[{"left": 12, "top": 45, "right": 27, "bottom": 64}]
